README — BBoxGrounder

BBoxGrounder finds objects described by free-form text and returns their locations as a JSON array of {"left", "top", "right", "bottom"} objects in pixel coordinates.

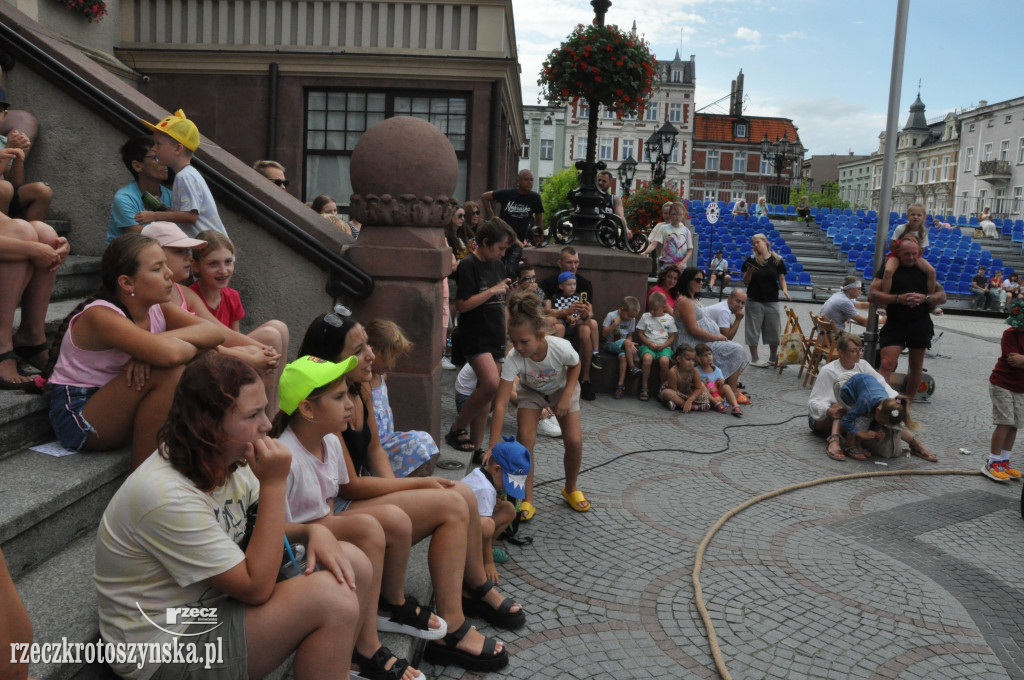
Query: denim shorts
[
  {"left": 455, "top": 392, "right": 469, "bottom": 413},
  {"left": 333, "top": 496, "right": 353, "bottom": 513},
  {"left": 604, "top": 338, "right": 626, "bottom": 356},
  {"left": 48, "top": 384, "right": 100, "bottom": 451}
]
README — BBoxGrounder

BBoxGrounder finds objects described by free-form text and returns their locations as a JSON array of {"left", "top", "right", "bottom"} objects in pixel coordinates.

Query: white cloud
[
  {"left": 778, "top": 31, "right": 808, "bottom": 41},
  {"left": 735, "top": 27, "right": 761, "bottom": 42}
]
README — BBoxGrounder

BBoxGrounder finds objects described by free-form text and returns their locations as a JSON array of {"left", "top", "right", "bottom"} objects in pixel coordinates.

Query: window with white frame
[
  {"left": 574, "top": 137, "right": 586, "bottom": 160},
  {"left": 733, "top": 151, "right": 747, "bottom": 173},
  {"left": 540, "top": 139, "right": 554, "bottom": 160},
  {"left": 929, "top": 158, "right": 938, "bottom": 182},
  {"left": 672, "top": 70, "right": 681, "bottom": 83},
  {"left": 645, "top": 105, "right": 658, "bottom": 122},
  {"left": 988, "top": 119, "right": 995, "bottom": 127},
  {"left": 1019, "top": 138, "right": 1024, "bottom": 164},
  {"left": 897, "top": 160, "right": 906, "bottom": 184},
  {"left": 961, "top": 191, "right": 969, "bottom": 213},
  {"left": 578, "top": 102, "right": 590, "bottom": 118},
  {"left": 603, "top": 108, "right": 615, "bottom": 120},
  {"left": 1001, "top": 140, "right": 1010, "bottom": 161},
  {"left": 599, "top": 137, "right": 614, "bottom": 160},
  {"left": 622, "top": 111, "right": 637, "bottom": 121},
  {"left": 669, "top": 144, "right": 679, "bottom": 165},
  {"left": 1013, "top": 186, "right": 1022, "bottom": 215},
  {"left": 706, "top": 149, "right": 720, "bottom": 171},
  {"left": 669, "top": 103, "right": 682, "bottom": 123},
  {"left": 908, "top": 161, "right": 916, "bottom": 184},
  {"left": 969, "top": 123, "right": 976, "bottom": 132},
  {"left": 1007, "top": 115, "right": 1013, "bottom": 124},
  {"left": 735, "top": 123, "right": 747, "bottom": 138},
  {"left": 983, "top": 143, "right": 993, "bottom": 161},
  {"left": 520, "top": 142, "right": 529, "bottom": 159},
  {"left": 704, "top": 188, "right": 718, "bottom": 202},
  {"left": 942, "top": 155, "right": 950, "bottom": 180},
  {"left": 760, "top": 156, "right": 771, "bottom": 174},
  {"left": 964, "top": 147, "right": 974, "bottom": 172},
  {"left": 621, "top": 138, "right": 635, "bottom": 161}
]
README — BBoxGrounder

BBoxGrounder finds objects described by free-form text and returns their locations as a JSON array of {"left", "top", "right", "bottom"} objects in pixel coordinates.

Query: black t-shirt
[
  {"left": 492, "top": 188, "right": 543, "bottom": 241},
  {"left": 972, "top": 274, "right": 988, "bottom": 288},
  {"left": 875, "top": 263, "right": 930, "bottom": 326},
  {"left": 741, "top": 256, "right": 786, "bottom": 303},
  {"left": 540, "top": 272, "right": 594, "bottom": 309},
  {"left": 600, "top": 190, "right": 615, "bottom": 216},
  {"left": 455, "top": 253, "right": 507, "bottom": 356}
]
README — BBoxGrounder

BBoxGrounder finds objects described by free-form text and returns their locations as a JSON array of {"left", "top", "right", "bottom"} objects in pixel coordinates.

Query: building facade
[
  {"left": 561, "top": 50, "right": 696, "bottom": 197},
  {"left": 954, "top": 96, "right": 1024, "bottom": 219},
  {"left": 691, "top": 71, "right": 804, "bottom": 206},
  {"left": 870, "top": 94, "right": 959, "bottom": 216},
  {"left": 43, "top": 0, "right": 528, "bottom": 207},
  {"left": 518, "top": 104, "right": 566, "bottom": 191},
  {"left": 836, "top": 155, "right": 876, "bottom": 210}
]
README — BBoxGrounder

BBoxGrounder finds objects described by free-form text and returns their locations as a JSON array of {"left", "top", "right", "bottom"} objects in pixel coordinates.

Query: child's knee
[{"left": 642, "top": 353, "right": 652, "bottom": 366}]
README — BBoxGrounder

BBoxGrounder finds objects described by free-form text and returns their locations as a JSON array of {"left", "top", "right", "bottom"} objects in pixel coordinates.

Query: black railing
[{"left": 0, "top": 20, "right": 373, "bottom": 300}]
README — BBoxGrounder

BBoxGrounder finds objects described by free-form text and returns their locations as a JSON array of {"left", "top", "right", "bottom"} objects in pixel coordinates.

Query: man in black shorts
[
  {"left": 482, "top": 170, "right": 544, "bottom": 277},
  {"left": 867, "top": 236, "right": 946, "bottom": 403}
]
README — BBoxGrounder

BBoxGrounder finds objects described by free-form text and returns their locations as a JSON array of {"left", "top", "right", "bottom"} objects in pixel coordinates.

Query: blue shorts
[
  {"left": 604, "top": 338, "right": 627, "bottom": 356},
  {"left": 455, "top": 393, "right": 469, "bottom": 413},
  {"left": 49, "top": 384, "right": 100, "bottom": 451},
  {"left": 333, "top": 497, "right": 352, "bottom": 513}
]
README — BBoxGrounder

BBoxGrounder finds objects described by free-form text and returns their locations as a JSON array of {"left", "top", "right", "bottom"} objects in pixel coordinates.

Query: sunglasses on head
[
  {"left": 324, "top": 303, "right": 352, "bottom": 327},
  {"left": 272, "top": 178, "right": 290, "bottom": 188}
]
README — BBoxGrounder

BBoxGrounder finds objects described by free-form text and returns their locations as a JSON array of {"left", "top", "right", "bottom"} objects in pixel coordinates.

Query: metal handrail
[{"left": 0, "top": 20, "right": 373, "bottom": 299}]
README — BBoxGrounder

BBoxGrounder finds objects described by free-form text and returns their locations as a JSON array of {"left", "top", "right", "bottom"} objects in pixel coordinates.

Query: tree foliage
[
  {"left": 623, "top": 185, "right": 681, "bottom": 234},
  {"left": 540, "top": 167, "right": 580, "bottom": 219}
]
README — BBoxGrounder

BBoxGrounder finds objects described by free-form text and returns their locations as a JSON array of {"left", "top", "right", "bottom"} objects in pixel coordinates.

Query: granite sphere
[{"left": 350, "top": 116, "right": 458, "bottom": 198}]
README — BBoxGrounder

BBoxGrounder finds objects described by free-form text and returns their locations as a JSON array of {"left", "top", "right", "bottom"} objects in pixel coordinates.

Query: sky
[{"left": 511, "top": 0, "right": 1023, "bottom": 157}]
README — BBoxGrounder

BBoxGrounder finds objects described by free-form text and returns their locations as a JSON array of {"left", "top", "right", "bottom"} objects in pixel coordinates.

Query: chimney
[
  {"left": 978, "top": 100, "right": 988, "bottom": 107},
  {"left": 730, "top": 70, "right": 745, "bottom": 117}
]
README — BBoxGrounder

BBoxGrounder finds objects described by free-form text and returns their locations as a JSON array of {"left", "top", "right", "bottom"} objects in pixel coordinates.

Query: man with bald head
[
  {"left": 868, "top": 235, "right": 946, "bottom": 408},
  {"left": 482, "top": 169, "right": 544, "bottom": 277}
]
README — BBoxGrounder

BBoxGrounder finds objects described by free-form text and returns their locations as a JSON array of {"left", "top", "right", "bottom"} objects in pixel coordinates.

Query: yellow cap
[{"left": 142, "top": 109, "right": 200, "bottom": 151}]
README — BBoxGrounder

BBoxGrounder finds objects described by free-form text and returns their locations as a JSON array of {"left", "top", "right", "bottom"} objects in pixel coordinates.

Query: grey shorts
[
  {"left": 148, "top": 598, "right": 248, "bottom": 680},
  {"left": 744, "top": 300, "right": 781, "bottom": 346},
  {"left": 990, "top": 383, "right": 1024, "bottom": 429},
  {"left": 517, "top": 382, "right": 581, "bottom": 414}
]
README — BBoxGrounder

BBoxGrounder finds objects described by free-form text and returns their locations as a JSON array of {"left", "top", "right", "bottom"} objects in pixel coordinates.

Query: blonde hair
[
  {"left": 507, "top": 290, "right": 547, "bottom": 335},
  {"left": 622, "top": 296, "right": 640, "bottom": 314},
  {"left": 192, "top": 230, "right": 235, "bottom": 263},
  {"left": 365, "top": 319, "right": 413, "bottom": 368},
  {"left": 751, "top": 233, "right": 782, "bottom": 265},
  {"left": 648, "top": 291, "right": 667, "bottom": 308},
  {"left": 876, "top": 395, "right": 919, "bottom": 431}
]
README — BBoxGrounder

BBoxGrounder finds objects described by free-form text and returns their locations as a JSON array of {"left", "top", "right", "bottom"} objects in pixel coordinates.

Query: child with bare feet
[
  {"left": 659, "top": 344, "right": 711, "bottom": 412},
  {"left": 695, "top": 343, "right": 742, "bottom": 416}
]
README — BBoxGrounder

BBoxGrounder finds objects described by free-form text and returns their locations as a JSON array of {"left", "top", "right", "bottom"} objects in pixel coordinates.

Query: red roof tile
[{"left": 695, "top": 114, "right": 800, "bottom": 145}]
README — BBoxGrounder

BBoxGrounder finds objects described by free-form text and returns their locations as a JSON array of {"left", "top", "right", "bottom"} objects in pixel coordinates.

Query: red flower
[{"left": 562, "top": 89, "right": 569, "bottom": 96}]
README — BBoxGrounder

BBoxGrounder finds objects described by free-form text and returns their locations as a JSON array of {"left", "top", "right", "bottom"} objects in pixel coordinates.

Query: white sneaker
[
  {"left": 538, "top": 415, "right": 562, "bottom": 438},
  {"left": 749, "top": 359, "right": 771, "bottom": 368},
  {"left": 441, "top": 356, "right": 458, "bottom": 371}
]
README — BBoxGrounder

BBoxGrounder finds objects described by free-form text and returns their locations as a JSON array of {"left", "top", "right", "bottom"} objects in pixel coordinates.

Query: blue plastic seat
[
  {"left": 798, "top": 272, "right": 812, "bottom": 285},
  {"left": 785, "top": 205, "right": 796, "bottom": 215}
]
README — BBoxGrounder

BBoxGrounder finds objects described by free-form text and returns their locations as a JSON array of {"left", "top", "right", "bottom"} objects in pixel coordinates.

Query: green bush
[
  {"left": 540, "top": 167, "right": 580, "bottom": 219},
  {"left": 623, "top": 185, "right": 681, "bottom": 234}
]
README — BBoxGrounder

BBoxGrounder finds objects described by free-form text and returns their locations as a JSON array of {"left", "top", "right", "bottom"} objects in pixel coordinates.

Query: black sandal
[
  {"left": 423, "top": 619, "right": 508, "bottom": 673},
  {"left": 444, "top": 427, "right": 475, "bottom": 452},
  {"left": 376, "top": 594, "right": 447, "bottom": 640},
  {"left": 351, "top": 645, "right": 421, "bottom": 680},
  {"left": 13, "top": 342, "right": 49, "bottom": 371},
  {"left": 462, "top": 578, "right": 525, "bottom": 630},
  {"left": 0, "top": 351, "right": 34, "bottom": 391}
]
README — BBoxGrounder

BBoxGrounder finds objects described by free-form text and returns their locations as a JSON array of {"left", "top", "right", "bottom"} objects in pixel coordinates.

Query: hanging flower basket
[
  {"left": 55, "top": 0, "right": 108, "bottom": 22},
  {"left": 538, "top": 22, "right": 658, "bottom": 118}
]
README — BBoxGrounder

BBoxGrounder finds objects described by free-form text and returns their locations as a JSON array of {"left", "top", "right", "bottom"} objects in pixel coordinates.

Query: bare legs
[{"left": 249, "top": 320, "right": 289, "bottom": 417}]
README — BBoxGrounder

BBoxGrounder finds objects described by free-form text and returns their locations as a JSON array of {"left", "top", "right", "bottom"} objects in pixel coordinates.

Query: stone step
[
  {"left": 0, "top": 447, "right": 128, "bottom": 581},
  {"left": 0, "top": 390, "right": 52, "bottom": 460},
  {"left": 51, "top": 255, "right": 101, "bottom": 302},
  {"left": 50, "top": 219, "right": 71, "bottom": 238},
  {"left": 13, "top": 297, "right": 86, "bottom": 341}
]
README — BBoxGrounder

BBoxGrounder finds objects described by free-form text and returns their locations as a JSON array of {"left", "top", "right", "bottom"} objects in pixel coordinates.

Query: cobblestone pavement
[{"left": 424, "top": 302, "right": 1024, "bottom": 680}]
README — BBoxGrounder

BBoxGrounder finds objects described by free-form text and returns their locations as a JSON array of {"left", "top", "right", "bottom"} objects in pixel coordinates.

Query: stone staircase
[{"left": 771, "top": 220, "right": 854, "bottom": 301}]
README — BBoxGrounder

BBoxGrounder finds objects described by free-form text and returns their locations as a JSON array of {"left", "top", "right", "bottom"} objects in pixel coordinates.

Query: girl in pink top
[{"left": 45, "top": 234, "right": 224, "bottom": 468}]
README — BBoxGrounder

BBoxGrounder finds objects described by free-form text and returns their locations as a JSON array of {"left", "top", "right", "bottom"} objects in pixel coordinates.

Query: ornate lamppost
[
  {"left": 760, "top": 132, "right": 801, "bottom": 205},
  {"left": 644, "top": 121, "right": 679, "bottom": 188},
  {"left": 617, "top": 154, "right": 637, "bottom": 197}
]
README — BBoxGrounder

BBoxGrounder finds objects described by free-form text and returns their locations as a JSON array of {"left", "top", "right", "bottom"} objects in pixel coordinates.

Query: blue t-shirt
[{"left": 107, "top": 182, "right": 174, "bottom": 243}]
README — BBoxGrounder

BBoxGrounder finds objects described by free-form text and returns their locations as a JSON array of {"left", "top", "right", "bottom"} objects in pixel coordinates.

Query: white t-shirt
[
  {"left": 636, "top": 312, "right": 677, "bottom": 345},
  {"left": 649, "top": 222, "right": 692, "bottom": 267},
  {"left": 501, "top": 335, "right": 580, "bottom": 396},
  {"left": 455, "top": 363, "right": 478, "bottom": 397},
  {"left": 279, "top": 426, "right": 350, "bottom": 524},
  {"left": 173, "top": 165, "right": 228, "bottom": 237},
  {"left": 703, "top": 300, "right": 733, "bottom": 330},
  {"left": 460, "top": 467, "right": 497, "bottom": 517},
  {"left": 602, "top": 310, "right": 637, "bottom": 342},
  {"left": 95, "top": 452, "right": 258, "bottom": 680},
  {"left": 820, "top": 291, "right": 858, "bottom": 328},
  {"left": 807, "top": 359, "right": 897, "bottom": 421},
  {"left": 890, "top": 223, "right": 929, "bottom": 248}
]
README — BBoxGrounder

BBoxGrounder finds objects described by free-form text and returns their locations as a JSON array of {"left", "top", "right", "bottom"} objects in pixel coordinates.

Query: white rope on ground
[{"left": 692, "top": 468, "right": 984, "bottom": 680}]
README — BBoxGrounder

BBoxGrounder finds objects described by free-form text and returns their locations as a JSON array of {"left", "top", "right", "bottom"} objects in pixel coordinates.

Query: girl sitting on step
[{"left": 45, "top": 233, "right": 224, "bottom": 468}]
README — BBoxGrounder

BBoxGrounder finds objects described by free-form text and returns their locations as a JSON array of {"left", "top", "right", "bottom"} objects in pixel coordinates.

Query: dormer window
[
  {"left": 672, "top": 70, "right": 681, "bottom": 82},
  {"left": 735, "top": 123, "right": 747, "bottom": 138}
]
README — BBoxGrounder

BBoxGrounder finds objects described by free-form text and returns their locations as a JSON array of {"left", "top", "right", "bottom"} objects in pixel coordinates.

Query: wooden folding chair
[{"left": 802, "top": 312, "right": 840, "bottom": 387}]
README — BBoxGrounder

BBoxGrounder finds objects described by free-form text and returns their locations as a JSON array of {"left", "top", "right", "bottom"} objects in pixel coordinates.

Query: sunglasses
[
  {"left": 693, "top": 277, "right": 705, "bottom": 282},
  {"left": 272, "top": 178, "right": 290, "bottom": 188},
  {"left": 324, "top": 303, "right": 352, "bottom": 327},
  {"left": 455, "top": 213, "right": 466, "bottom": 219}
]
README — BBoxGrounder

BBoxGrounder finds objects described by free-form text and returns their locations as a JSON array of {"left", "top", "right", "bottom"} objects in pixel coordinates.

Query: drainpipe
[
  {"left": 267, "top": 62, "right": 279, "bottom": 160},
  {"left": 487, "top": 80, "right": 502, "bottom": 190}
]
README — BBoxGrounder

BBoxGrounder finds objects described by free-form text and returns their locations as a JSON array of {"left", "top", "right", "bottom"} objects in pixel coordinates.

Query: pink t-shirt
[
  {"left": 49, "top": 300, "right": 168, "bottom": 388},
  {"left": 189, "top": 284, "right": 245, "bottom": 327}
]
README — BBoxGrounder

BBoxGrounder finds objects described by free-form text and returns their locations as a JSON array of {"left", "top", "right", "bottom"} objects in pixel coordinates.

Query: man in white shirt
[
  {"left": 820, "top": 276, "right": 868, "bottom": 330},
  {"left": 704, "top": 288, "right": 746, "bottom": 341}
]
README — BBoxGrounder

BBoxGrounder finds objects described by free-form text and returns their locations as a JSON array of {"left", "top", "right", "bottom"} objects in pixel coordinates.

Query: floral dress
[{"left": 371, "top": 376, "right": 438, "bottom": 477}]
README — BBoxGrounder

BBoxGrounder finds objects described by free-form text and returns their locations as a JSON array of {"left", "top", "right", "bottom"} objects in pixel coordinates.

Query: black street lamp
[
  {"left": 760, "top": 132, "right": 800, "bottom": 205},
  {"left": 617, "top": 154, "right": 637, "bottom": 197},
  {"left": 645, "top": 121, "right": 678, "bottom": 188}
]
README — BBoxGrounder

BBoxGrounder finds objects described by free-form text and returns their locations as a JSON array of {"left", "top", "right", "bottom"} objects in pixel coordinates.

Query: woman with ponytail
[{"left": 45, "top": 233, "right": 224, "bottom": 468}]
